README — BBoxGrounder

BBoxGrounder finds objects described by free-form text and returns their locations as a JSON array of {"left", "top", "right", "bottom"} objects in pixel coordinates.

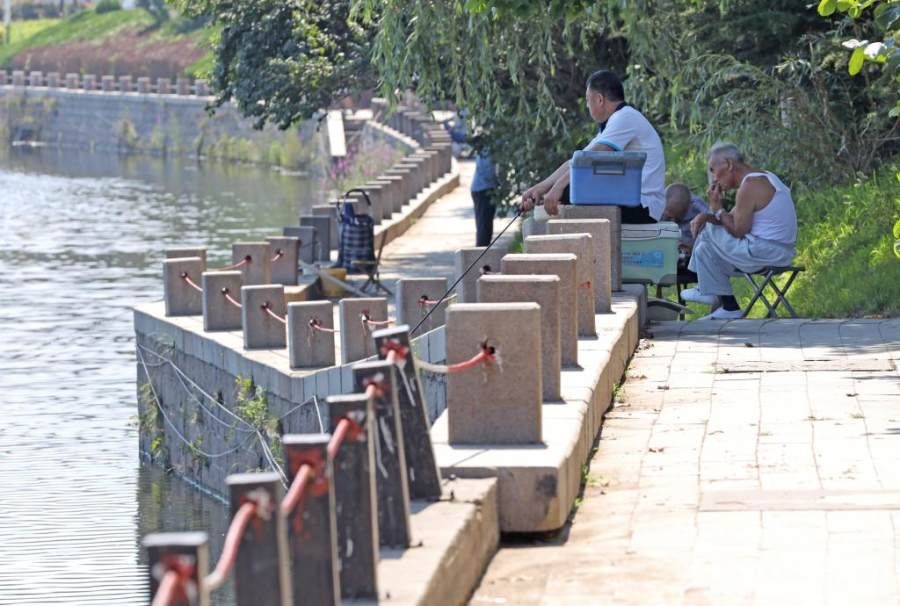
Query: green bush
[{"left": 94, "top": 0, "right": 122, "bottom": 14}]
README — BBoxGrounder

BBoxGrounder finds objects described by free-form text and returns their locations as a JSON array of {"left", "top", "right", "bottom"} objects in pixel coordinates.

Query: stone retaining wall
[{"left": 0, "top": 71, "right": 429, "bottom": 172}]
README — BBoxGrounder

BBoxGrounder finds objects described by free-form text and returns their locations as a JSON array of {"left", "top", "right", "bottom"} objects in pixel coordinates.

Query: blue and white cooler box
[
  {"left": 570, "top": 150, "right": 647, "bottom": 206},
  {"left": 621, "top": 222, "right": 681, "bottom": 284}
]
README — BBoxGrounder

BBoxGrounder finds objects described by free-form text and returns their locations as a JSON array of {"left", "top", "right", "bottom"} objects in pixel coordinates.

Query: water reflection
[{"left": 0, "top": 147, "right": 316, "bottom": 604}]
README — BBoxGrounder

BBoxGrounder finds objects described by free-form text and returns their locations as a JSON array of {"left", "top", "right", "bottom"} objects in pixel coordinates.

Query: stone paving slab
[{"left": 471, "top": 318, "right": 900, "bottom": 606}]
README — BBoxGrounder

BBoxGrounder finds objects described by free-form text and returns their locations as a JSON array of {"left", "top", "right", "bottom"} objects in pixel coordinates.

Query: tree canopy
[
  {"left": 173, "top": 0, "right": 375, "bottom": 129},
  {"left": 181, "top": 0, "right": 899, "bottom": 199}
]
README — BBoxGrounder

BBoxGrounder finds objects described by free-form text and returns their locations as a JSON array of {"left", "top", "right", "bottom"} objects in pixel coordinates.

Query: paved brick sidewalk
[
  {"left": 472, "top": 319, "right": 900, "bottom": 605},
  {"left": 377, "top": 160, "right": 514, "bottom": 283}
]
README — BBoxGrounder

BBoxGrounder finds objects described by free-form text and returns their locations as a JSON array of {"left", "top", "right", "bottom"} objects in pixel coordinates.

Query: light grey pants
[{"left": 688, "top": 225, "right": 796, "bottom": 296}]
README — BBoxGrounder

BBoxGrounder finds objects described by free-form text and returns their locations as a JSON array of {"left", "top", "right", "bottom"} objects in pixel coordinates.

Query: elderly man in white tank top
[{"left": 681, "top": 142, "right": 798, "bottom": 320}]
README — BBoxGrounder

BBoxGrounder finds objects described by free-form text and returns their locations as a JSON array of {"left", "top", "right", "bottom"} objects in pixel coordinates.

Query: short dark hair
[{"left": 586, "top": 70, "right": 624, "bottom": 101}]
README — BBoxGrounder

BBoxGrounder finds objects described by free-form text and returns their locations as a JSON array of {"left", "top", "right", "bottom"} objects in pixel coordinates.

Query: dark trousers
[
  {"left": 472, "top": 189, "right": 497, "bottom": 247},
  {"left": 561, "top": 185, "right": 656, "bottom": 224}
]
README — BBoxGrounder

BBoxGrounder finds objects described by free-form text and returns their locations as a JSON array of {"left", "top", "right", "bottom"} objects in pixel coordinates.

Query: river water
[{"left": 0, "top": 148, "right": 322, "bottom": 604}]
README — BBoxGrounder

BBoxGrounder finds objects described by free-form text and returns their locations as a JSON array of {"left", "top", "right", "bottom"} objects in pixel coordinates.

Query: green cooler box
[{"left": 621, "top": 222, "right": 681, "bottom": 284}]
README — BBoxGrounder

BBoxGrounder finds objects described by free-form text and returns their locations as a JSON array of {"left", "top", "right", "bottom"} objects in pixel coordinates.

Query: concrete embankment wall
[
  {"left": 0, "top": 71, "right": 417, "bottom": 172},
  {"left": 134, "top": 303, "right": 448, "bottom": 501}
]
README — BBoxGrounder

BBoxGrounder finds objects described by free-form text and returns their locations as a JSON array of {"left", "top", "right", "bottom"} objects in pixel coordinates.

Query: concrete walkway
[
  {"left": 472, "top": 319, "right": 900, "bottom": 605},
  {"left": 376, "top": 160, "right": 512, "bottom": 284}
]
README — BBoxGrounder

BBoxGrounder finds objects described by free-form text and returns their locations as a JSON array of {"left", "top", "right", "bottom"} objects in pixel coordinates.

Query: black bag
[{"left": 335, "top": 189, "right": 375, "bottom": 273}]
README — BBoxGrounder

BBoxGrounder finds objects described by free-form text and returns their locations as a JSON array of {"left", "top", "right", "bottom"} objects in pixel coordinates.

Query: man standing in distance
[{"left": 520, "top": 70, "right": 666, "bottom": 223}]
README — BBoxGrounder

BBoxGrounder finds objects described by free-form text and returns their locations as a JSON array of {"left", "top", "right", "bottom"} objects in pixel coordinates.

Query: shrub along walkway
[{"left": 472, "top": 319, "right": 900, "bottom": 605}]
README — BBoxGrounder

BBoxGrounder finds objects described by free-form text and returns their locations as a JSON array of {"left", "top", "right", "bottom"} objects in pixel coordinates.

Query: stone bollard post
[
  {"left": 176, "top": 77, "right": 192, "bottom": 95},
  {"left": 241, "top": 285, "right": 286, "bottom": 349},
  {"left": 118, "top": 75, "right": 133, "bottom": 92},
  {"left": 156, "top": 77, "right": 172, "bottom": 95},
  {"left": 28, "top": 71, "right": 43, "bottom": 87},
  {"left": 266, "top": 236, "right": 300, "bottom": 286},
  {"left": 300, "top": 216, "right": 332, "bottom": 261},
  {"left": 282, "top": 434, "right": 340, "bottom": 606},
  {"left": 455, "top": 246, "right": 508, "bottom": 303},
  {"left": 383, "top": 167, "right": 413, "bottom": 207},
  {"left": 372, "top": 325, "right": 443, "bottom": 499},
  {"left": 82, "top": 74, "right": 97, "bottom": 90},
  {"left": 195, "top": 79, "right": 210, "bottom": 96},
  {"left": 64, "top": 73, "right": 80, "bottom": 88},
  {"left": 312, "top": 204, "right": 340, "bottom": 250},
  {"left": 446, "top": 303, "right": 543, "bottom": 444},
  {"left": 404, "top": 111, "right": 424, "bottom": 140},
  {"left": 372, "top": 174, "right": 405, "bottom": 214},
  {"left": 502, "top": 253, "right": 578, "bottom": 366},
  {"left": 371, "top": 97, "right": 387, "bottom": 121},
  {"left": 359, "top": 184, "right": 388, "bottom": 223},
  {"left": 202, "top": 271, "right": 242, "bottom": 331},
  {"left": 396, "top": 159, "right": 425, "bottom": 197},
  {"left": 408, "top": 152, "right": 433, "bottom": 186},
  {"left": 327, "top": 393, "right": 379, "bottom": 600},
  {"left": 46, "top": 72, "right": 60, "bottom": 87},
  {"left": 410, "top": 153, "right": 434, "bottom": 183},
  {"left": 352, "top": 361, "right": 412, "bottom": 548},
  {"left": 414, "top": 150, "right": 440, "bottom": 185},
  {"left": 396, "top": 160, "right": 425, "bottom": 197},
  {"left": 430, "top": 143, "right": 453, "bottom": 174},
  {"left": 423, "top": 129, "right": 445, "bottom": 146},
  {"left": 136, "top": 77, "right": 152, "bottom": 94},
  {"left": 231, "top": 242, "right": 272, "bottom": 285},
  {"left": 11, "top": 70, "right": 25, "bottom": 86},
  {"left": 288, "top": 301, "right": 335, "bottom": 368},
  {"left": 400, "top": 110, "right": 416, "bottom": 136},
  {"left": 226, "top": 472, "right": 291, "bottom": 606},
  {"left": 525, "top": 234, "right": 596, "bottom": 337},
  {"left": 478, "top": 274, "right": 562, "bottom": 401},
  {"left": 559, "top": 205, "right": 623, "bottom": 291},
  {"left": 547, "top": 219, "right": 613, "bottom": 313},
  {"left": 339, "top": 297, "right": 388, "bottom": 363},
  {"left": 163, "top": 257, "right": 204, "bottom": 317},
  {"left": 100, "top": 75, "right": 115, "bottom": 91},
  {"left": 396, "top": 277, "right": 450, "bottom": 333},
  {"left": 282, "top": 226, "right": 317, "bottom": 266},
  {"left": 142, "top": 532, "right": 210, "bottom": 606},
  {"left": 387, "top": 109, "right": 402, "bottom": 131},
  {"left": 166, "top": 247, "right": 207, "bottom": 265}
]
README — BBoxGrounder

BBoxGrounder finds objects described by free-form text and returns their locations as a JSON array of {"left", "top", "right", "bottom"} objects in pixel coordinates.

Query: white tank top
[{"left": 742, "top": 172, "right": 798, "bottom": 245}]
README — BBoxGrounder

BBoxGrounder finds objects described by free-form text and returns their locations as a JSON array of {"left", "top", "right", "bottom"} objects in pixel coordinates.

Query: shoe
[
  {"left": 680, "top": 288, "right": 718, "bottom": 305},
  {"left": 698, "top": 307, "right": 744, "bottom": 320}
]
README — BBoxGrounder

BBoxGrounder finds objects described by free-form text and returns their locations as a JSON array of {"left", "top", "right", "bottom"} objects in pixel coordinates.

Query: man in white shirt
[{"left": 520, "top": 70, "right": 666, "bottom": 223}]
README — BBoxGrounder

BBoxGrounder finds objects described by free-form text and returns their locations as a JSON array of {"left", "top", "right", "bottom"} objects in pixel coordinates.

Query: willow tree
[
  {"left": 359, "top": 0, "right": 896, "bottom": 192},
  {"left": 355, "top": 0, "right": 626, "bottom": 202}
]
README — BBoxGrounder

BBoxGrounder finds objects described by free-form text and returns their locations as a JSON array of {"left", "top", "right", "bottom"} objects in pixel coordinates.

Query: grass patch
[
  {"left": 0, "top": 10, "right": 155, "bottom": 67},
  {"left": 0, "top": 18, "right": 60, "bottom": 47},
  {"left": 0, "top": 10, "right": 216, "bottom": 76},
  {"left": 785, "top": 163, "right": 900, "bottom": 318}
]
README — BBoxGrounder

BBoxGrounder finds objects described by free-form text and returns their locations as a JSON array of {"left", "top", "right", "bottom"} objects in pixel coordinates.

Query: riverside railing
[
  {"left": 140, "top": 319, "right": 504, "bottom": 605},
  {"left": 0, "top": 69, "right": 211, "bottom": 96}
]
